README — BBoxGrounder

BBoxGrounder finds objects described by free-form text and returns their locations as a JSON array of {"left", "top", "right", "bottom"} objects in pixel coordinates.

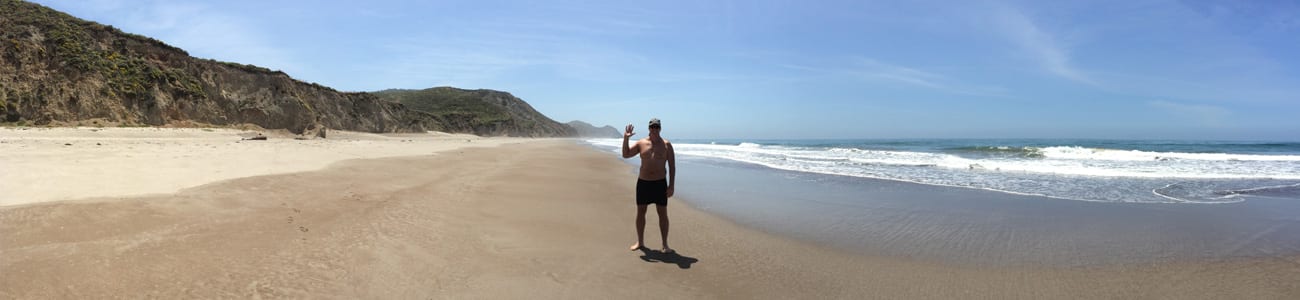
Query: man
[{"left": 622, "top": 118, "right": 676, "bottom": 253}]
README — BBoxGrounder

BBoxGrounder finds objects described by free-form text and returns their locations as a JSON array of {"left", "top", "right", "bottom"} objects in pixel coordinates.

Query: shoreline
[
  {"left": 670, "top": 156, "right": 1300, "bottom": 268},
  {"left": 3, "top": 137, "right": 1299, "bottom": 298},
  {"left": 579, "top": 138, "right": 1300, "bottom": 267}
]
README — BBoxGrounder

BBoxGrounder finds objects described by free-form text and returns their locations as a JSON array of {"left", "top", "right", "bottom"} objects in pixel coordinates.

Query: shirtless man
[{"left": 622, "top": 118, "right": 676, "bottom": 253}]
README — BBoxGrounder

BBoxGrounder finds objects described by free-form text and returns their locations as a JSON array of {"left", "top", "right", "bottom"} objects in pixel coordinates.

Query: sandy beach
[
  {"left": 0, "top": 127, "right": 507, "bottom": 206},
  {"left": 2, "top": 128, "right": 1299, "bottom": 298}
]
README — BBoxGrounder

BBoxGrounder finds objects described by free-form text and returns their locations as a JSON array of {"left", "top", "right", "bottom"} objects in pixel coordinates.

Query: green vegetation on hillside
[
  {"left": 371, "top": 87, "right": 575, "bottom": 136},
  {"left": 372, "top": 87, "right": 512, "bottom": 127},
  {"left": 0, "top": 0, "right": 572, "bottom": 136},
  {"left": 213, "top": 59, "right": 281, "bottom": 74},
  {"left": 1, "top": 0, "right": 205, "bottom": 100}
]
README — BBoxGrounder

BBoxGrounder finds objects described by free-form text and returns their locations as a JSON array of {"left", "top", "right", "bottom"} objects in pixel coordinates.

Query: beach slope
[{"left": 2, "top": 139, "right": 1298, "bottom": 298}]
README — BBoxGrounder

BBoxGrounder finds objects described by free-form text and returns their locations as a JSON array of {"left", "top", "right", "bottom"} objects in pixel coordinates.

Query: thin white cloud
[
  {"left": 363, "top": 15, "right": 747, "bottom": 89},
  {"left": 490, "top": 18, "right": 658, "bottom": 38},
  {"left": 136, "top": 3, "right": 299, "bottom": 73},
  {"left": 780, "top": 57, "right": 1006, "bottom": 97},
  {"left": 369, "top": 32, "right": 622, "bottom": 88},
  {"left": 1148, "top": 100, "right": 1230, "bottom": 125},
  {"left": 990, "top": 4, "right": 1094, "bottom": 85},
  {"left": 849, "top": 58, "right": 948, "bottom": 89}
]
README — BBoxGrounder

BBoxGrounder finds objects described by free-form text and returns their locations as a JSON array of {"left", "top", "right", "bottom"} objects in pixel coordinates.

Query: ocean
[
  {"left": 586, "top": 138, "right": 1300, "bottom": 204},
  {"left": 584, "top": 138, "right": 1300, "bottom": 266}
]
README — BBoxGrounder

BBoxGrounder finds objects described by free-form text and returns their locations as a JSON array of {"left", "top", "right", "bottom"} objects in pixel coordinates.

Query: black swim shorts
[{"left": 636, "top": 179, "right": 668, "bottom": 206}]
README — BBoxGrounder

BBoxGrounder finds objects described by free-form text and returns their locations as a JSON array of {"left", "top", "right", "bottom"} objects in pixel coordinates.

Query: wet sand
[
  {"left": 2, "top": 136, "right": 1299, "bottom": 298},
  {"left": 676, "top": 157, "right": 1300, "bottom": 267}
]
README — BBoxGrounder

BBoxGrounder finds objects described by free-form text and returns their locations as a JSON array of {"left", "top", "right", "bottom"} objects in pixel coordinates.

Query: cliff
[
  {"left": 0, "top": 0, "right": 444, "bottom": 134},
  {"left": 372, "top": 87, "right": 575, "bottom": 137},
  {"left": 0, "top": 1, "right": 575, "bottom": 137}
]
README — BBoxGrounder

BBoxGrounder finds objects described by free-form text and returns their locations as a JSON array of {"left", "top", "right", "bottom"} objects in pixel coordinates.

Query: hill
[
  {"left": 0, "top": 0, "right": 574, "bottom": 137},
  {"left": 566, "top": 120, "right": 620, "bottom": 138},
  {"left": 371, "top": 87, "right": 575, "bottom": 137}
]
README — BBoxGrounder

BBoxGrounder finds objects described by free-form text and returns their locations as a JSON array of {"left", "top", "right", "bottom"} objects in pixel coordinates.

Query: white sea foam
[
  {"left": 586, "top": 139, "right": 1300, "bottom": 179},
  {"left": 584, "top": 139, "right": 1300, "bottom": 203},
  {"left": 1036, "top": 146, "right": 1300, "bottom": 161}
]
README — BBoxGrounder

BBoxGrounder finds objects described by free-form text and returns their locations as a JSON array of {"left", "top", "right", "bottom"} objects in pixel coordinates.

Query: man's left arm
[{"left": 667, "top": 141, "right": 676, "bottom": 198}]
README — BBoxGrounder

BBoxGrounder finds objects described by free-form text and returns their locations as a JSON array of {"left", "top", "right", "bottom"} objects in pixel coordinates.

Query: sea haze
[{"left": 587, "top": 138, "right": 1300, "bottom": 204}]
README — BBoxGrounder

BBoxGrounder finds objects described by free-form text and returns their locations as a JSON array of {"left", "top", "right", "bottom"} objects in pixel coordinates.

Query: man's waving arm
[{"left": 621, "top": 124, "right": 638, "bottom": 159}]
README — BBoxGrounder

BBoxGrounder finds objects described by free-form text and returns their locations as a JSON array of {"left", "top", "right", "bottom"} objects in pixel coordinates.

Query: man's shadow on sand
[{"left": 637, "top": 248, "right": 699, "bottom": 269}]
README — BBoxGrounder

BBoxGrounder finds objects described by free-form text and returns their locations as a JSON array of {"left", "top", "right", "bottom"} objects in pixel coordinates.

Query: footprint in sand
[
  {"left": 286, "top": 216, "right": 294, "bottom": 224},
  {"left": 299, "top": 226, "right": 309, "bottom": 232}
]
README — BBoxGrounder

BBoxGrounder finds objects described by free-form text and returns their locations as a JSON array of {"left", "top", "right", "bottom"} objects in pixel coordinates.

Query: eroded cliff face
[
  {"left": 373, "top": 87, "right": 576, "bottom": 137},
  {"left": 0, "top": 0, "right": 442, "bottom": 133},
  {"left": 1, "top": 0, "right": 582, "bottom": 136}
]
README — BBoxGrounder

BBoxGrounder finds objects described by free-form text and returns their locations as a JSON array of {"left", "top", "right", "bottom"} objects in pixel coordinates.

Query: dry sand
[
  {"left": 0, "top": 127, "right": 513, "bottom": 206},
  {"left": 2, "top": 130, "right": 1298, "bottom": 298}
]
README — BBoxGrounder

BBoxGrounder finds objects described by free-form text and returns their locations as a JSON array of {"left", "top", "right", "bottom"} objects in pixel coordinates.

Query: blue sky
[{"left": 34, "top": 0, "right": 1300, "bottom": 140}]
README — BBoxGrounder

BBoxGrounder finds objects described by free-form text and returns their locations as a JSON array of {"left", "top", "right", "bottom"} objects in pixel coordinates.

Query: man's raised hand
[{"left": 624, "top": 124, "right": 636, "bottom": 138}]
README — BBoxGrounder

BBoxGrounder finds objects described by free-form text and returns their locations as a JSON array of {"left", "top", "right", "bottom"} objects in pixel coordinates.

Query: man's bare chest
[{"left": 639, "top": 143, "right": 667, "bottom": 161}]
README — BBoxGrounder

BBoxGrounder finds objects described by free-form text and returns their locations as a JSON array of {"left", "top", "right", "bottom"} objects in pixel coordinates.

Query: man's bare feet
[
  {"left": 630, "top": 243, "right": 644, "bottom": 251},
  {"left": 661, "top": 247, "right": 675, "bottom": 254}
]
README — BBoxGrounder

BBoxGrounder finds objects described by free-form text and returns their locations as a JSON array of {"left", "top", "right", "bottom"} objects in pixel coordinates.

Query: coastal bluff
[
  {"left": 0, "top": 0, "right": 578, "bottom": 137},
  {"left": 372, "top": 87, "right": 576, "bottom": 137},
  {"left": 566, "top": 120, "right": 620, "bottom": 138}
]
